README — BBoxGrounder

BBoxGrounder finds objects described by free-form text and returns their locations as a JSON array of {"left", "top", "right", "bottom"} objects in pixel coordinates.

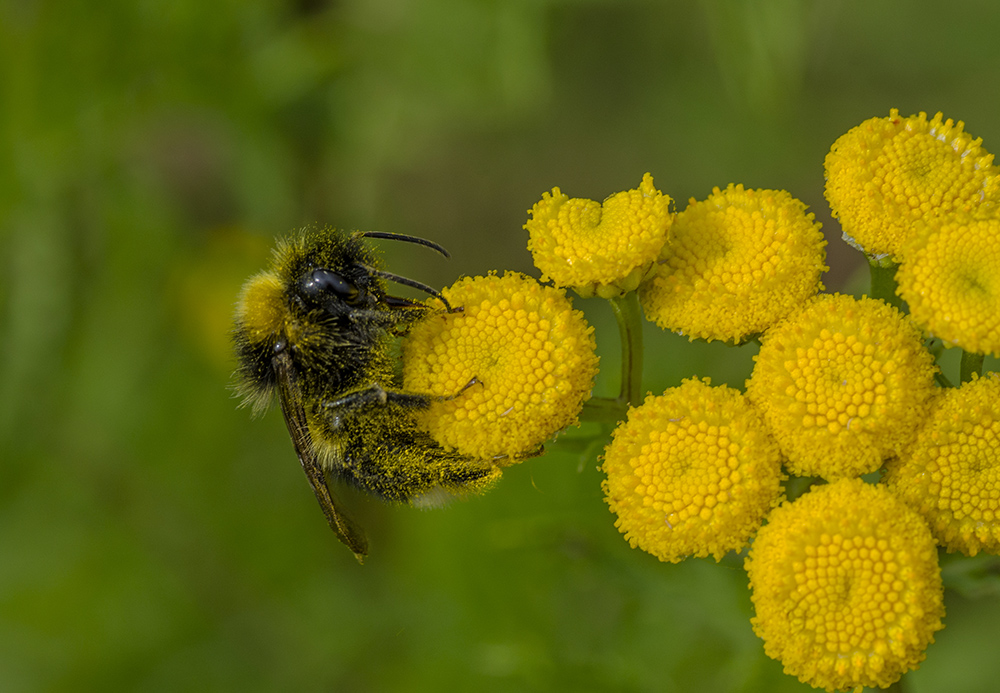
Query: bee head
[
  {"left": 282, "top": 229, "right": 387, "bottom": 317},
  {"left": 232, "top": 228, "right": 451, "bottom": 412},
  {"left": 295, "top": 263, "right": 381, "bottom": 318},
  {"left": 231, "top": 230, "right": 380, "bottom": 410}
]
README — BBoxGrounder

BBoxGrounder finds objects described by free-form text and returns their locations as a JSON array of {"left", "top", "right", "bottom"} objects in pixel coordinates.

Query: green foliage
[{"left": 2, "top": 1, "right": 1000, "bottom": 691}]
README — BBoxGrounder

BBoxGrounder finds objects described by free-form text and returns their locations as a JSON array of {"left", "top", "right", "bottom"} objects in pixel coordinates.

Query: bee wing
[{"left": 274, "top": 353, "right": 369, "bottom": 563}]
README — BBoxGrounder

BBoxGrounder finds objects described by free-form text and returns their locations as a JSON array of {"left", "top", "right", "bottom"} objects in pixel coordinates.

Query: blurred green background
[{"left": 3, "top": 1, "right": 1000, "bottom": 691}]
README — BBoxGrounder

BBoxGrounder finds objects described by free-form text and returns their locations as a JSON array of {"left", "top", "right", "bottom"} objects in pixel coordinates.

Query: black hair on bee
[{"left": 232, "top": 228, "right": 498, "bottom": 562}]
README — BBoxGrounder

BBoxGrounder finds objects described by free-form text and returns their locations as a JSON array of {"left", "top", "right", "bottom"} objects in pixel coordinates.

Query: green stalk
[
  {"left": 868, "top": 259, "right": 904, "bottom": 311},
  {"left": 609, "top": 292, "right": 644, "bottom": 408},
  {"left": 580, "top": 292, "right": 646, "bottom": 424}
]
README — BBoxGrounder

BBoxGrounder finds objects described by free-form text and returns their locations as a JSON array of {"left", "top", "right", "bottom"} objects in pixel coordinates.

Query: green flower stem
[
  {"left": 579, "top": 292, "right": 645, "bottom": 424},
  {"left": 960, "top": 350, "right": 985, "bottom": 383},
  {"left": 868, "top": 259, "right": 905, "bottom": 311},
  {"left": 609, "top": 292, "right": 644, "bottom": 407}
]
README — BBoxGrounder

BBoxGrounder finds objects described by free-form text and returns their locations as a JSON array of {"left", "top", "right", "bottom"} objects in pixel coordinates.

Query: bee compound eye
[{"left": 303, "top": 268, "right": 361, "bottom": 303}]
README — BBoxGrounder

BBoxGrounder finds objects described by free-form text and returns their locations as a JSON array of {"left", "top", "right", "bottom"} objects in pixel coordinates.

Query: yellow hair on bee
[{"left": 236, "top": 271, "right": 288, "bottom": 342}]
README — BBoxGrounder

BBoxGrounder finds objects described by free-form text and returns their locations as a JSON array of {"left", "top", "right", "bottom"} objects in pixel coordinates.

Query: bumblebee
[{"left": 232, "top": 228, "right": 498, "bottom": 562}]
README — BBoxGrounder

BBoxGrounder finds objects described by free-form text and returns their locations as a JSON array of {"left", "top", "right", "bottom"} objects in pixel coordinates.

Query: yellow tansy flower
[
  {"left": 402, "top": 272, "right": 598, "bottom": 459},
  {"left": 884, "top": 373, "right": 1000, "bottom": 556},
  {"left": 824, "top": 109, "right": 1000, "bottom": 260},
  {"left": 746, "top": 479, "right": 945, "bottom": 692},
  {"left": 639, "top": 185, "right": 827, "bottom": 343},
  {"left": 525, "top": 173, "right": 674, "bottom": 298},
  {"left": 746, "top": 294, "right": 937, "bottom": 479},
  {"left": 896, "top": 214, "right": 1000, "bottom": 355},
  {"left": 602, "top": 378, "right": 783, "bottom": 563}
]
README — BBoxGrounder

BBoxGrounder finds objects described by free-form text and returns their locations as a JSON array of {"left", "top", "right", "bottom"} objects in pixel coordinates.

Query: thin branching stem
[
  {"left": 609, "top": 292, "right": 644, "bottom": 408},
  {"left": 580, "top": 292, "right": 645, "bottom": 424}
]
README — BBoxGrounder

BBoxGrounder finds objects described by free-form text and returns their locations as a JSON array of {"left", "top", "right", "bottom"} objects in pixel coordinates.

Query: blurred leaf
[{"left": 2, "top": 1, "right": 1000, "bottom": 691}]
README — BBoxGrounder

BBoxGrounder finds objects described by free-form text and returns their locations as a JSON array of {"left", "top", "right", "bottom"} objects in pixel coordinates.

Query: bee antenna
[
  {"left": 372, "top": 269, "right": 455, "bottom": 312},
  {"left": 360, "top": 231, "right": 451, "bottom": 259}
]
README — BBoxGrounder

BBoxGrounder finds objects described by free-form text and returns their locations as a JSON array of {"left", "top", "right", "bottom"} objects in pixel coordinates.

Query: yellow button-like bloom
[
  {"left": 525, "top": 173, "right": 674, "bottom": 298},
  {"left": 639, "top": 185, "right": 827, "bottom": 343},
  {"left": 896, "top": 214, "right": 1000, "bottom": 355},
  {"left": 402, "top": 272, "right": 598, "bottom": 460},
  {"left": 884, "top": 373, "right": 1000, "bottom": 556},
  {"left": 602, "top": 378, "right": 783, "bottom": 563},
  {"left": 746, "top": 294, "right": 937, "bottom": 479},
  {"left": 746, "top": 478, "right": 945, "bottom": 692},
  {"left": 824, "top": 109, "right": 1000, "bottom": 260}
]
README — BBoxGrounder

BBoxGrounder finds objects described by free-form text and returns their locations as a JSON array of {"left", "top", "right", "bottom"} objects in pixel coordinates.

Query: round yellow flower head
[
  {"left": 884, "top": 373, "right": 1000, "bottom": 556},
  {"left": 639, "top": 185, "right": 827, "bottom": 343},
  {"left": 402, "top": 272, "right": 598, "bottom": 460},
  {"left": 824, "top": 109, "right": 1000, "bottom": 260},
  {"left": 525, "top": 173, "right": 674, "bottom": 299},
  {"left": 746, "top": 293, "right": 937, "bottom": 479},
  {"left": 601, "top": 378, "right": 783, "bottom": 563},
  {"left": 896, "top": 214, "right": 1000, "bottom": 355},
  {"left": 745, "top": 478, "right": 945, "bottom": 692}
]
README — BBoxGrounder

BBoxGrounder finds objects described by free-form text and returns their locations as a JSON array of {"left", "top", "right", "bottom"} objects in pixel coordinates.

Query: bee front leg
[
  {"left": 440, "top": 376, "right": 482, "bottom": 400},
  {"left": 322, "top": 376, "right": 482, "bottom": 416},
  {"left": 321, "top": 383, "right": 432, "bottom": 416},
  {"left": 319, "top": 378, "right": 484, "bottom": 437}
]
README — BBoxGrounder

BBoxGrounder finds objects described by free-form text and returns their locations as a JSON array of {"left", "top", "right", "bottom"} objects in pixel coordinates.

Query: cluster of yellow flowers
[
  {"left": 400, "top": 110, "right": 999, "bottom": 692},
  {"left": 826, "top": 109, "right": 1000, "bottom": 354}
]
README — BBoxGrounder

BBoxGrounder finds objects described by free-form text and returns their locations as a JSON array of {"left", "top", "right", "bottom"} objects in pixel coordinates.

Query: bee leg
[
  {"left": 323, "top": 376, "right": 484, "bottom": 414},
  {"left": 490, "top": 444, "right": 545, "bottom": 467},
  {"left": 321, "top": 383, "right": 432, "bottom": 414},
  {"left": 438, "top": 376, "right": 482, "bottom": 401},
  {"left": 357, "top": 307, "right": 424, "bottom": 326}
]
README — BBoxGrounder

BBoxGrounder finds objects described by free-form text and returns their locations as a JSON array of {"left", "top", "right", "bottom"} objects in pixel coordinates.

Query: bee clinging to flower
[{"left": 232, "top": 228, "right": 499, "bottom": 563}]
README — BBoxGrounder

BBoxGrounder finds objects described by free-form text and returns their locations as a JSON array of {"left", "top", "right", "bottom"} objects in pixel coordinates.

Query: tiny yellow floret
[
  {"left": 602, "top": 378, "right": 783, "bottom": 563},
  {"left": 402, "top": 272, "right": 598, "bottom": 459},
  {"left": 896, "top": 214, "right": 1000, "bottom": 355},
  {"left": 824, "top": 109, "right": 1000, "bottom": 260},
  {"left": 640, "top": 184, "right": 827, "bottom": 343},
  {"left": 746, "top": 294, "right": 937, "bottom": 479},
  {"left": 525, "top": 173, "right": 674, "bottom": 298},
  {"left": 885, "top": 373, "right": 1000, "bottom": 556},
  {"left": 746, "top": 479, "right": 944, "bottom": 692}
]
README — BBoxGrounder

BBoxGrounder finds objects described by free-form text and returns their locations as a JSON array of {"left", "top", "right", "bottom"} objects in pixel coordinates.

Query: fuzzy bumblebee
[{"left": 232, "top": 228, "right": 499, "bottom": 562}]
